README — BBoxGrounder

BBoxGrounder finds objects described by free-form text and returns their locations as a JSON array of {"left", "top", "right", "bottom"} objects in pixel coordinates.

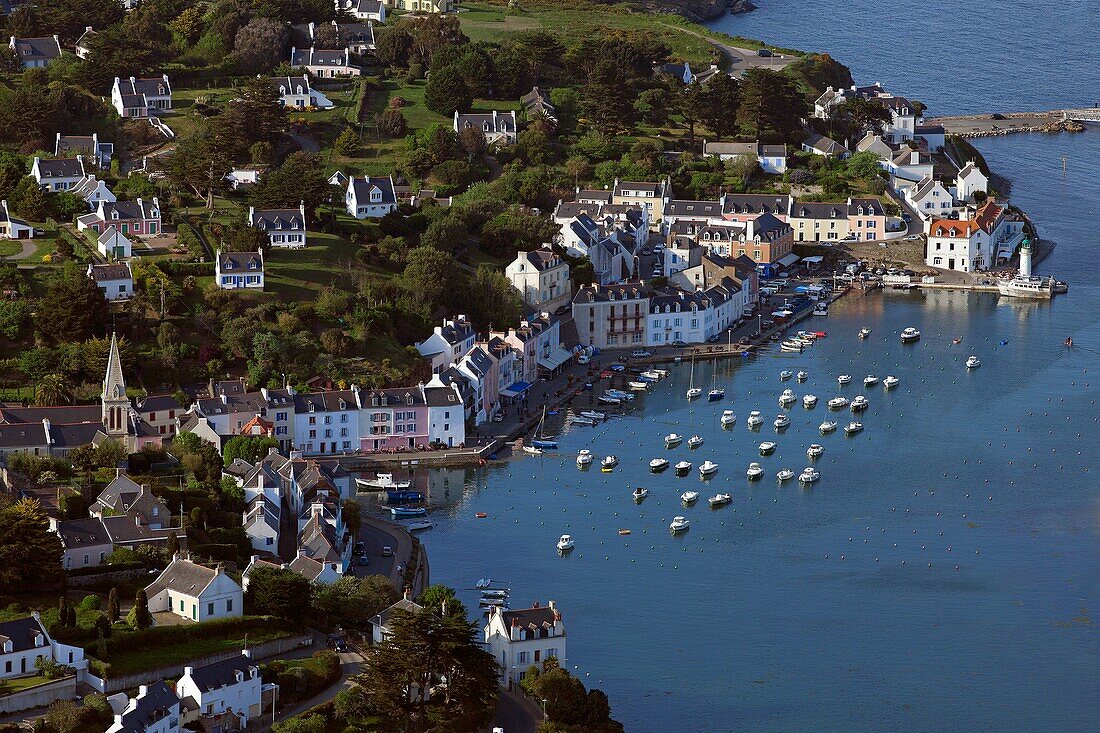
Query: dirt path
[{"left": 656, "top": 22, "right": 794, "bottom": 74}]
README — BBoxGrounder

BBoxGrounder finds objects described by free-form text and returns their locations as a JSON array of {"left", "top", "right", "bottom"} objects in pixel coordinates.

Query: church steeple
[{"left": 102, "top": 333, "right": 129, "bottom": 436}]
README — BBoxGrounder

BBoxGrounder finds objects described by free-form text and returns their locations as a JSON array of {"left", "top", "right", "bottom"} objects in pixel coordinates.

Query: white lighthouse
[{"left": 1019, "top": 238, "right": 1032, "bottom": 277}]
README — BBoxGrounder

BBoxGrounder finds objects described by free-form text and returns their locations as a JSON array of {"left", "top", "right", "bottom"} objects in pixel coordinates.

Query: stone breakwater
[{"left": 960, "top": 119, "right": 1086, "bottom": 138}]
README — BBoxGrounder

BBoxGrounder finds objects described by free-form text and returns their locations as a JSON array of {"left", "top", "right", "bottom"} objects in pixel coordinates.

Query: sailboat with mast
[
  {"left": 530, "top": 405, "right": 558, "bottom": 450},
  {"left": 707, "top": 359, "right": 725, "bottom": 402},
  {"left": 685, "top": 354, "right": 702, "bottom": 400}
]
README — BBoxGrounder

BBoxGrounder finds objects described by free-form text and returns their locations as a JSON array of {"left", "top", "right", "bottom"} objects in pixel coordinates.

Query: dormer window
[
  {"left": 338, "top": 399, "right": 347, "bottom": 410},
  {"left": 308, "top": 402, "right": 315, "bottom": 412}
]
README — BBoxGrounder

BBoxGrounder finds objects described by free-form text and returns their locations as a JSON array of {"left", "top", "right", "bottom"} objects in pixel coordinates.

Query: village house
[
  {"left": 956, "top": 161, "right": 989, "bottom": 202},
  {"left": 225, "top": 167, "right": 263, "bottom": 190},
  {"left": 216, "top": 250, "right": 264, "bottom": 290},
  {"left": 521, "top": 87, "right": 557, "bottom": 124},
  {"left": 720, "top": 193, "right": 792, "bottom": 223},
  {"left": 145, "top": 555, "right": 244, "bottom": 623},
  {"left": 270, "top": 75, "right": 333, "bottom": 109},
  {"left": 423, "top": 378, "right": 465, "bottom": 447},
  {"left": 0, "top": 199, "right": 32, "bottom": 239},
  {"left": 74, "top": 27, "right": 96, "bottom": 59},
  {"left": 702, "top": 140, "right": 788, "bottom": 174},
  {"left": 105, "top": 681, "right": 180, "bottom": 733},
  {"left": 8, "top": 35, "right": 61, "bottom": 67},
  {"left": 93, "top": 476, "right": 180, "bottom": 553},
  {"left": 188, "top": 378, "right": 296, "bottom": 447},
  {"left": 456, "top": 344, "right": 497, "bottom": 425},
  {"left": 886, "top": 148, "right": 935, "bottom": 189},
  {"left": 72, "top": 175, "right": 117, "bottom": 210},
  {"left": 111, "top": 75, "right": 172, "bottom": 118},
  {"left": 56, "top": 517, "right": 112, "bottom": 569},
  {"left": 293, "top": 388, "right": 361, "bottom": 455},
  {"left": 484, "top": 601, "right": 566, "bottom": 688},
  {"left": 383, "top": 0, "right": 452, "bottom": 14},
  {"left": 847, "top": 197, "right": 888, "bottom": 241},
  {"left": 915, "top": 123, "right": 945, "bottom": 151},
  {"left": 345, "top": 175, "right": 397, "bottom": 218},
  {"left": 358, "top": 386, "right": 428, "bottom": 452},
  {"left": 289, "top": 47, "right": 360, "bottom": 78},
  {"left": 801, "top": 131, "right": 850, "bottom": 158},
  {"left": 415, "top": 315, "right": 477, "bottom": 374},
  {"left": 336, "top": 0, "right": 386, "bottom": 21},
  {"left": 486, "top": 336, "right": 516, "bottom": 397},
  {"left": 646, "top": 285, "right": 740, "bottom": 347},
  {"left": 789, "top": 202, "right": 849, "bottom": 243},
  {"left": 876, "top": 96, "right": 918, "bottom": 143},
  {"left": 371, "top": 592, "right": 424, "bottom": 644},
  {"left": 925, "top": 200, "right": 1020, "bottom": 272},
  {"left": 453, "top": 110, "right": 518, "bottom": 146},
  {"left": 572, "top": 283, "right": 650, "bottom": 350},
  {"left": 55, "top": 132, "right": 113, "bottom": 167},
  {"left": 735, "top": 213, "right": 794, "bottom": 277},
  {"left": 670, "top": 253, "right": 759, "bottom": 310},
  {"left": 87, "top": 262, "right": 134, "bottom": 301},
  {"left": 855, "top": 132, "right": 896, "bottom": 159},
  {"left": 334, "top": 22, "right": 376, "bottom": 54},
  {"left": 905, "top": 176, "right": 954, "bottom": 222},
  {"left": 31, "top": 155, "right": 85, "bottom": 191},
  {"left": 0, "top": 613, "right": 86, "bottom": 679},
  {"left": 612, "top": 178, "right": 670, "bottom": 221},
  {"left": 663, "top": 198, "right": 726, "bottom": 228},
  {"left": 248, "top": 204, "right": 306, "bottom": 248},
  {"left": 136, "top": 394, "right": 182, "bottom": 437},
  {"left": 176, "top": 651, "right": 271, "bottom": 732},
  {"left": 657, "top": 60, "right": 720, "bottom": 85},
  {"left": 505, "top": 247, "right": 572, "bottom": 313},
  {"left": 77, "top": 197, "right": 161, "bottom": 237},
  {"left": 813, "top": 82, "right": 889, "bottom": 118}
]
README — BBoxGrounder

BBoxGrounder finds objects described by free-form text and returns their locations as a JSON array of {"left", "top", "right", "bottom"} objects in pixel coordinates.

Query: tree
[
  {"left": 402, "top": 246, "right": 457, "bottom": 312},
  {"left": 311, "top": 575, "right": 396, "bottom": 628},
  {"left": 582, "top": 60, "right": 634, "bottom": 135},
  {"left": 424, "top": 65, "right": 472, "bottom": 116},
  {"left": 699, "top": 73, "right": 740, "bottom": 140},
  {"left": 272, "top": 714, "right": 326, "bottom": 733},
  {"left": 677, "top": 80, "right": 705, "bottom": 147},
  {"left": 846, "top": 150, "right": 883, "bottom": 179},
  {"left": 634, "top": 87, "right": 671, "bottom": 128},
  {"left": 736, "top": 68, "right": 808, "bottom": 143},
  {"left": 167, "top": 127, "right": 234, "bottom": 208},
  {"left": 232, "top": 17, "right": 289, "bottom": 75},
  {"left": 341, "top": 499, "right": 361, "bottom": 538},
  {"left": 333, "top": 127, "right": 359, "bottom": 157},
  {"left": 127, "top": 589, "right": 152, "bottom": 630},
  {"left": 785, "top": 52, "right": 854, "bottom": 97},
  {"left": 374, "top": 25, "right": 413, "bottom": 68},
  {"left": 107, "top": 587, "right": 120, "bottom": 622},
  {"left": 457, "top": 126, "right": 487, "bottom": 161},
  {"left": 223, "top": 435, "right": 279, "bottom": 464},
  {"left": 251, "top": 153, "right": 332, "bottom": 217},
  {"left": 376, "top": 108, "right": 407, "bottom": 138},
  {"left": 0, "top": 45, "right": 21, "bottom": 75},
  {"left": 417, "top": 584, "right": 467, "bottom": 618},
  {"left": 0, "top": 505, "right": 69, "bottom": 594},
  {"left": 45, "top": 700, "right": 81, "bottom": 733},
  {"left": 245, "top": 566, "right": 312, "bottom": 624},
  {"left": 419, "top": 216, "right": 467, "bottom": 253},
  {"left": 463, "top": 266, "right": 522, "bottom": 331},
  {"left": 166, "top": 532, "right": 180, "bottom": 559},
  {"left": 564, "top": 156, "right": 592, "bottom": 189},
  {"left": 35, "top": 373, "right": 73, "bottom": 406},
  {"left": 10, "top": 176, "right": 53, "bottom": 221},
  {"left": 220, "top": 75, "right": 287, "bottom": 156}
]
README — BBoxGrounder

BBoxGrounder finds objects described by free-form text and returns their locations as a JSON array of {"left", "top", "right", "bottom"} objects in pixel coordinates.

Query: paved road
[
  {"left": 488, "top": 690, "right": 543, "bottom": 733},
  {"left": 1, "top": 240, "right": 36, "bottom": 260},
  {"left": 271, "top": 650, "right": 363, "bottom": 724},
  {"left": 658, "top": 22, "right": 794, "bottom": 75}
]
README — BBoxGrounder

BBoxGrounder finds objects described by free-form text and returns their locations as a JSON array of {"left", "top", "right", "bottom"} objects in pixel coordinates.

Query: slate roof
[
  {"left": 58, "top": 517, "right": 111, "bottom": 548},
  {"left": 803, "top": 132, "right": 848, "bottom": 156},
  {"left": 114, "top": 680, "right": 178, "bottom": 733},
  {"left": 0, "top": 404, "right": 101, "bottom": 425},
  {"left": 665, "top": 199, "right": 723, "bottom": 218},
  {"left": 37, "top": 158, "right": 85, "bottom": 178},
  {"left": 749, "top": 212, "right": 791, "bottom": 240},
  {"left": 500, "top": 605, "right": 563, "bottom": 638},
  {"left": 848, "top": 197, "right": 885, "bottom": 216},
  {"left": 0, "top": 422, "right": 48, "bottom": 448},
  {"left": 96, "top": 474, "right": 143, "bottom": 511},
  {"left": 422, "top": 384, "right": 461, "bottom": 407},
  {"left": 572, "top": 283, "right": 650, "bottom": 304},
  {"left": 722, "top": 194, "right": 791, "bottom": 216},
  {"left": 137, "top": 394, "right": 182, "bottom": 413},
  {"left": 349, "top": 176, "right": 396, "bottom": 204},
  {"left": 288, "top": 554, "right": 328, "bottom": 581},
  {"left": 185, "top": 653, "right": 257, "bottom": 691},
  {"left": 102, "top": 199, "right": 157, "bottom": 220},
  {"left": 218, "top": 251, "right": 263, "bottom": 271},
  {"left": 0, "top": 616, "right": 46, "bottom": 653},
  {"left": 118, "top": 76, "right": 171, "bottom": 98},
  {"left": 613, "top": 180, "right": 661, "bottom": 195},
  {"left": 146, "top": 558, "right": 219, "bottom": 598},
  {"left": 12, "top": 36, "right": 60, "bottom": 62},
  {"left": 272, "top": 76, "right": 311, "bottom": 96},
  {"left": 291, "top": 47, "right": 351, "bottom": 68},
  {"left": 703, "top": 141, "right": 759, "bottom": 157},
  {"left": 336, "top": 22, "right": 375, "bottom": 46},
  {"left": 575, "top": 189, "right": 612, "bottom": 204},
  {"left": 250, "top": 208, "right": 305, "bottom": 231},
  {"left": 519, "top": 248, "right": 563, "bottom": 271},
  {"left": 372, "top": 597, "right": 423, "bottom": 629},
  {"left": 294, "top": 390, "right": 357, "bottom": 413},
  {"left": 89, "top": 263, "right": 132, "bottom": 282},
  {"left": 50, "top": 422, "right": 106, "bottom": 448},
  {"left": 792, "top": 202, "right": 848, "bottom": 220}
]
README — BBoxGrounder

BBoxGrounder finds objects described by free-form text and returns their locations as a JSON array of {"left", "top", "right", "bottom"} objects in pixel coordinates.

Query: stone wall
[{"left": 0, "top": 676, "right": 77, "bottom": 715}]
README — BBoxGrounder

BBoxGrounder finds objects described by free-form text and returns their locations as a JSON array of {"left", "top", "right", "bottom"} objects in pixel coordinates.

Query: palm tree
[{"left": 36, "top": 373, "right": 72, "bottom": 406}]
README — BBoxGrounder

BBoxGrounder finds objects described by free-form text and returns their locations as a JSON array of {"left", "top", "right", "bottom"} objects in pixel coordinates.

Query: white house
[
  {"left": 96, "top": 227, "right": 132, "bottom": 261},
  {"left": 802, "top": 132, "right": 850, "bottom": 158},
  {"left": 370, "top": 592, "right": 423, "bottom": 645},
  {"left": 345, "top": 176, "right": 397, "bottom": 219},
  {"left": 9, "top": 35, "right": 61, "bottom": 68},
  {"left": 877, "top": 96, "right": 918, "bottom": 143},
  {"left": 88, "top": 262, "right": 134, "bottom": 301},
  {"left": 55, "top": 132, "right": 114, "bottom": 167},
  {"left": 925, "top": 201, "right": 1015, "bottom": 273},
  {"left": 111, "top": 75, "right": 172, "bottom": 118},
  {"left": 956, "top": 161, "right": 989, "bottom": 202},
  {"left": 0, "top": 613, "right": 86, "bottom": 679},
  {"left": 453, "top": 111, "right": 518, "bottom": 146},
  {"left": 905, "top": 176, "right": 953, "bottom": 222},
  {"left": 71, "top": 175, "right": 116, "bottom": 208},
  {"left": 248, "top": 204, "right": 306, "bottom": 248},
  {"left": 484, "top": 601, "right": 566, "bottom": 688},
  {"left": 225, "top": 167, "right": 262, "bottom": 190},
  {"left": 415, "top": 315, "right": 477, "bottom": 374},
  {"left": 505, "top": 247, "right": 571, "bottom": 313},
  {"left": 915, "top": 123, "right": 945, "bottom": 151},
  {"left": 0, "top": 200, "right": 32, "bottom": 240},
  {"left": 270, "top": 75, "right": 333, "bottom": 110},
  {"left": 176, "top": 650, "right": 266, "bottom": 729},
  {"left": 701, "top": 141, "right": 787, "bottom": 174},
  {"left": 292, "top": 388, "right": 361, "bottom": 455},
  {"left": 290, "top": 47, "right": 360, "bottom": 78},
  {"left": 31, "top": 156, "right": 85, "bottom": 191},
  {"left": 646, "top": 285, "right": 738, "bottom": 346},
  {"left": 423, "top": 378, "right": 465, "bottom": 448},
  {"left": 216, "top": 250, "right": 264, "bottom": 290},
  {"left": 886, "top": 148, "right": 935, "bottom": 190},
  {"left": 144, "top": 555, "right": 244, "bottom": 623},
  {"left": 105, "top": 681, "right": 180, "bottom": 733},
  {"left": 74, "top": 27, "right": 96, "bottom": 60},
  {"left": 337, "top": 0, "right": 386, "bottom": 22}
]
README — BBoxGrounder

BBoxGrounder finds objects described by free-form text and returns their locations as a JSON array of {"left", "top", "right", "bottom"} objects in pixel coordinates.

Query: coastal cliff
[{"left": 634, "top": 0, "right": 729, "bottom": 22}]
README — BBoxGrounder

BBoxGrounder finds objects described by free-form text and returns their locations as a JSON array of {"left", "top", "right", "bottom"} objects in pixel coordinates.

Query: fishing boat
[
  {"left": 674, "top": 460, "right": 692, "bottom": 473},
  {"left": 669, "top": 516, "right": 690, "bottom": 533},
  {"left": 386, "top": 489, "right": 424, "bottom": 503},
  {"left": 600, "top": 455, "right": 619, "bottom": 471},
  {"left": 851, "top": 395, "right": 869, "bottom": 412},
  {"left": 628, "top": 381, "right": 649, "bottom": 391},
  {"left": 649, "top": 457, "right": 670, "bottom": 472},
  {"left": 901, "top": 327, "right": 921, "bottom": 343},
  {"left": 863, "top": 375, "right": 879, "bottom": 387},
  {"left": 746, "top": 462, "right": 764, "bottom": 480},
  {"left": 828, "top": 397, "right": 849, "bottom": 410},
  {"left": 708, "top": 493, "right": 732, "bottom": 507},
  {"left": 522, "top": 445, "right": 543, "bottom": 455},
  {"left": 776, "top": 468, "right": 795, "bottom": 482},
  {"left": 390, "top": 506, "right": 427, "bottom": 517},
  {"left": 580, "top": 410, "right": 606, "bottom": 421},
  {"left": 664, "top": 433, "right": 683, "bottom": 447},
  {"left": 404, "top": 519, "right": 433, "bottom": 532},
  {"left": 606, "top": 389, "right": 634, "bottom": 401},
  {"left": 802, "top": 394, "right": 818, "bottom": 408},
  {"left": 698, "top": 460, "right": 719, "bottom": 477},
  {"left": 355, "top": 473, "right": 411, "bottom": 491},
  {"left": 475, "top": 512, "right": 488, "bottom": 519},
  {"left": 707, "top": 360, "right": 724, "bottom": 401},
  {"left": 774, "top": 414, "right": 791, "bottom": 429},
  {"left": 680, "top": 491, "right": 699, "bottom": 505},
  {"left": 618, "top": 528, "right": 631, "bottom": 536},
  {"left": 747, "top": 411, "right": 764, "bottom": 428},
  {"left": 966, "top": 355, "right": 981, "bottom": 369},
  {"left": 780, "top": 370, "right": 793, "bottom": 381},
  {"left": 844, "top": 421, "right": 864, "bottom": 435},
  {"left": 798, "top": 467, "right": 821, "bottom": 484},
  {"left": 807, "top": 444, "right": 825, "bottom": 459},
  {"left": 577, "top": 449, "right": 594, "bottom": 467},
  {"left": 720, "top": 410, "right": 737, "bottom": 427},
  {"left": 837, "top": 374, "right": 853, "bottom": 385},
  {"left": 797, "top": 371, "right": 808, "bottom": 381},
  {"left": 479, "top": 597, "right": 507, "bottom": 608},
  {"left": 475, "top": 578, "right": 493, "bottom": 589},
  {"left": 759, "top": 441, "right": 777, "bottom": 455},
  {"left": 687, "top": 435, "right": 704, "bottom": 449},
  {"left": 598, "top": 394, "right": 622, "bottom": 405},
  {"left": 556, "top": 534, "right": 575, "bottom": 553},
  {"left": 632, "top": 487, "right": 649, "bottom": 502},
  {"left": 652, "top": 368, "right": 669, "bottom": 378},
  {"left": 883, "top": 376, "right": 900, "bottom": 389},
  {"left": 641, "top": 370, "right": 663, "bottom": 380},
  {"left": 812, "top": 302, "right": 829, "bottom": 317},
  {"left": 819, "top": 420, "right": 838, "bottom": 434},
  {"left": 570, "top": 415, "right": 596, "bottom": 426},
  {"left": 858, "top": 327, "right": 872, "bottom": 340},
  {"left": 530, "top": 406, "right": 558, "bottom": 449},
  {"left": 480, "top": 589, "right": 508, "bottom": 599},
  {"left": 686, "top": 355, "right": 703, "bottom": 400},
  {"left": 779, "top": 389, "right": 797, "bottom": 405},
  {"left": 781, "top": 341, "right": 804, "bottom": 353}
]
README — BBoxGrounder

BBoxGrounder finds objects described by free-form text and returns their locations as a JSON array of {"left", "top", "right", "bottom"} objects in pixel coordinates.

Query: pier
[{"left": 928, "top": 109, "right": 1099, "bottom": 137}]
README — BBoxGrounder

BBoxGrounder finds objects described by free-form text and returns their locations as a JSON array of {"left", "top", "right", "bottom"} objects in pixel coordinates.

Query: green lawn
[
  {"left": 264, "top": 228, "right": 383, "bottom": 300},
  {"left": 1, "top": 675, "right": 54, "bottom": 694},
  {"left": 99, "top": 627, "right": 297, "bottom": 677}
]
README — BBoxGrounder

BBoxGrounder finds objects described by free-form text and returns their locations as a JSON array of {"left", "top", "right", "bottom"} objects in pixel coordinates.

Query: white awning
[
  {"left": 777, "top": 253, "right": 800, "bottom": 268},
  {"left": 538, "top": 346, "right": 573, "bottom": 371},
  {"left": 803, "top": 255, "right": 824, "bottom": 264}
]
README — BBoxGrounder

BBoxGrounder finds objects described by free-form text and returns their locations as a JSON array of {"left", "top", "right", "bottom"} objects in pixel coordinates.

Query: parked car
[
  {"left": 577, "top": 354, "right": 590, "bottom": 365},
  {"left": 381, "top": 546, "right": 393, "bottom": 557},
  {"left": 902, "top": 213, "right": 912, "bottom": 222},
  {"left": 555, "top": 304, "right": 570, "bottom": 316},
  {"left": 355, "top": 541, "right": 365, "bottom": 553},
  {"left": 357, "top": 554, "right": 369, "bottom": 566},
  {"left": 756, "top": 48, "right": 773, "bottom": 56},
  {"left": 610, "top": 364, "right": 626, "bottom": 372},
  {"left": 630, "top": 349, "right": 652, "bottom": 358},
  {"left": 706, "top": 334, "right": 720, "bottom": 343},
  {"left": 903, "top": 234, "right": 922, "bottom": 241},
  {"left": 491, "top": 412, "right": 504, "bottom": 423},
  {"left": 671, "top": 339, "right": 688, "bottom": 347}
]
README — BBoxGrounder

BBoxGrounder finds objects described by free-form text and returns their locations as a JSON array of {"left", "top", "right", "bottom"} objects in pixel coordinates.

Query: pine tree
[
  {"left": 166, "top": 533, "right": 180, "bottom": 560},
  {"left": 107, "top": 587, "right": 120, "bottom": 623},
  {"left": 333, "top": 128, "right": 359, "bottom": 158},
  {"left": 128, "top": 589, "right": 152, "bottom": 630}
]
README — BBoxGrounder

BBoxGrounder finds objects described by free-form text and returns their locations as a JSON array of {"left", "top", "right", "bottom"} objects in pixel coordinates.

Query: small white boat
[
  {"left": 851, "top": 395, "right": 869, "bottom": 412},
  {"left": 863, "top": 375, "right": 879, "bottom": 387},
  {"left": 802, "top": 394, "right": 818, "bottom": 408},
  {"left": 628, "top": 381, "right": 649, "bottom": 391},
  {"left": 475, "top": 578, "right": 492, "bottom": 589},
  {"left": 405, "top": 519, "right": 433, "bottom": 532},
  {"left": 779, "top": 370, "right": 793, "bottom": 381},
  {"left": 819, "top": 420, "right": 838, "bottom": 434},
  {"left": 759, "top": 441, "right": 777, "bottom": 455},
  {"left": 746, "top": 462, "right": 764, "bottom": 480},
  {"left": 844, "top": 421, "right": 864, "bottom": 435},
  {"left": 858, "top": 327, "right": 871, "bottom": 340},
  {"left": 883, "top": 376, "right": 900, "bottom": 389},
  {"left": 681, "top": 491, "right": 699, "bottom": 504},
  {"left": 523, "top": 445, "right": 543, "bottom": 455},
  {"left": 698, "top": 460, "right": 719, "bottom": 477},
  {"left": 665, "top": 433, "right": 683, "bottom": 447},
  {"left": 901, "top": 327, "right": 921, "bottom": 343},
  {"left": 632, "top": 487, "right": 649, "bottom": 502},
  {"left": 649, "top": 457, "right": 670, "bottom": 472},
  {"left": 669, "top": 516, "right": 690, "bottom": 533},
  {"left": 686, "top": 387, "right": 703, "bottom": 399},
  {"left": 796, "top": 371, "right": 808, "bottom": 381},
  {"left": 798, "top": 467, "right": 821, "bottom": 484},
  {"left": 781, "top": 342, "right": 804, "bottom": 352},
  {"left": 837, "top": 374, "right": 853, "bottom": 385},
  {"left": 480, "top": 589, "right": 508, "bottom": 599},
  {"left": 576, "top": 449, "right": 593, "bottom": 467},
  {"left": 601, "top": 455, "right": 619, "bottom": 470},
  {"left": 356, "top": 473, "right": 411, "bottom": 491},
  {"left": 708, "top": 493, "right": 732, "bottom": 507},
  {"left": 570, "top": 415, "right": 596, "bottom": 426},
  {"left": 687, "top": 435, "right": 704, "bottom": 449},
  {"left": 773, "top": 414, "right": 791, "bottom": 429},
  {"left": 747, "top": 411, "right": 764, "bottom": 428},
  {"left": 598, "top": 394, "right": 622, "bottom": 405},
  {"left": 779, "top": 389, "right": 797, "bottom": 405},
  {"left": 776, "top": 468, "right": 795, "bottom": 482},
  {"left": 580, "top": 410, "right": 606, "bottom": 420},
  {"left": 674, "top": 460, "right": 693, "bottom": 473},
  {"left": 652, "top": 368, "right": 669, "bottom": 378},
  {"left": 812, "top": 303, "right": 829, "bottom": 317},
  {"left": 641, "top": 370, "right": 662, "bottom": 380},
  {"left": 807, "top": 444, "right": 825, "bottom": 459},
  {"left": 479, "top": 597, "right": 507, "bottom": 608},
  {"left": 556, "top": 534, "right": 575, "bottom": 552},
  {"left": 966, "top": 355, "right": 981, "bottom": 369},
  {"left": 828, "top": 397, "right": 849, "bottom": 410},
  {"left": 720, "top": 410, "right": 737, "bottom": 427}
]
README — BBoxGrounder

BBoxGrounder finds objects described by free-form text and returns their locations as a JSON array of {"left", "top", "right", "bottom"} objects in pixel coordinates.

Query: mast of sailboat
[{"left": 688, "top": 354, "right": 695, "bottom": 391}]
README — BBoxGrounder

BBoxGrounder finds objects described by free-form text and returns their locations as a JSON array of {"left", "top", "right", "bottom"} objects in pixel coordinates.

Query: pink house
[
  {"left": 847, "top": 197, "right": 887, "bottom": 241},
  {"left": 359, "top": 388, "right": 429, "bottom": 452},
  {"left": 490, "top": 319, "right": 549, "bottom": 386},
  {"left": 76, "top": 197, "right": 161, "bottom": 236}
]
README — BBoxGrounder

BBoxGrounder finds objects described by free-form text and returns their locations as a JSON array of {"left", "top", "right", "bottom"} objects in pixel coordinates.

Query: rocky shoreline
[
  {"left": 640, "top": 0, "right": 756, "bottom": 22},
  {"left": 959, "top": 119, "right": 1086, "bottom": 138}
]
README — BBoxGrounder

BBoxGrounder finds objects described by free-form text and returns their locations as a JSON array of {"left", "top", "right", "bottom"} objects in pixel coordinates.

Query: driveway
[
  {"left": 1, "top": 240, "right": 36, "bottom": 260},
  {"left": 488, "top": 690, "right": 543, "bottom": 733},
  {"left": 271, "top": 650, "right": 363, "bottom": 724},
  {"left": 657, "top": 22, "right": 794, "bottom": 75}
]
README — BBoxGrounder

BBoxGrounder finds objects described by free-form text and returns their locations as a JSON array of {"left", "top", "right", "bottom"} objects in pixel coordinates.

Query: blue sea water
[{"left": 372, "top": 6, "right": 1099, "bottom": 731}]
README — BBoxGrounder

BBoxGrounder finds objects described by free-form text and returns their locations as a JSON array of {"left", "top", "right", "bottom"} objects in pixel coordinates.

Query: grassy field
[
  {"left": 1, "top": 674, "right": 55, "bottom": 694},
  {"left": 100, "top": 627, "right": 297, "bottom": 677}
]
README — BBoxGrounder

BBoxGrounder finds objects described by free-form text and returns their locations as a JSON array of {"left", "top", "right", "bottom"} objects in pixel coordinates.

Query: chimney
[
  {"left": 138, "top": 685, "right": 148, "bottom": 697},
  {"left": 113, "top": 715, "right": 122, "bottom": 726},
  {"left": 184, "top": 666, "right": 194, "bottom": 677},
  {"left": 403, "top": 587, "right": 412, "bottom": 601}
]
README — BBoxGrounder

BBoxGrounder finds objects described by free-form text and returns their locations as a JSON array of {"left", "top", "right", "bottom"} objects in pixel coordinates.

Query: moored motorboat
[
  {"left": 601, "top": 455, "right": 619, "bottom": 470},
  {"left": 759, "top": 441, "right": 777, "bottom": 455},
  {"left": 598, "top": 394, "right": 622, "bottom": 405},
  {"left": 858, "top": 327, "right": 872, "bottom": 340},
  {"left": 776, "top": 468, "right": 795, "bottom": 482},
  {"left": 781, "top": 341, "right": 804, "bottom": 352},
  {"left": 674, "top": 460, "right": 692, "bottom": 473},
  {"left": 819, "top": 420, "right": 838, "bottom": 434},
  {"left": 883, "top": 376, "right": 900, "bottom": 389},
  {"left": 649, "top": 457, "right": 670, "bottom": 472},
  {"left": 522, "top": 445, "right": 543, "bottom": 455},
  {"left": 708, "top": 388, "right": 725, "bottom": 402},
  {"left": 779, "top": 370, "right": 793, "bottom": 381},
  {"left": 803, "top": 394, "right": 818, "bottom": 408},
  {"left": 807, "top": 443, "right": 824, "bottom": 459},
  {"left": 773, "top": 414, "right": 791, "bottom": 429},
  {"left": 851, "top": 395, "right": 869, "bottom": 412},
  {"left": 669, "top": 516, "right": 690, "bottom": 533},
  {"left": 966, "top": 355, "right": 981, "bottom": 369},
  {"left": 746, "top": 410, "right": 764, "bottom": 428},
  {"left": 746, "top": 462, "right": 764, "bottom": 480},
  {"left": 580, "top": 410, "right": 605, "bottom": 420},
  {"left": 680, "top": 490, "right": 699, "bottom": 505},
  {"left": 387, "top": 489, "right": 425, "bottom": 503},
  {"left": 556, "top": 534, "right": 575, "bottom": 552},
  {"left": 570, "top": 415, "right": 596, "bottom": 426},
  {"left": 664, "top": 433, "right": 683, "bottom": 447},
  {"left": 356, "top": 473, "right": 411, "bottom": 491},
  {"left": 628, "top": 381, "right": 649, "bottom": 391},
  {"left": 686, "top": 386, "right": 703, "bottom": 399},
  {"left": 796, "top": 371, "right": 808, "bottom": 381},
  {"left": 576, "top": 449, "right": 593, "bottom": 467},
  {"left": 641, "top": 370, "right": 662, "bottom": 380},
  {"left": 698, "top": 460, "right": 719, "bottom": 477},
  {"left": 812, "top": 302, "right": 829, "bottom": 316},
  {"left": 632, "top": 487, "right": 649, "bottom": 502},
  {"left": 390, "top": 506, "right": 427, "bottom": 517},
  {"left": 405, "top": 519, "right": 433, "bottom": 532},
  {"left": 828, "top": 397, "right": 849, "bottom": 410},
  {"left": 720, "top": 410, "right": 737, "bottom": 427},
  {"left": 708, "top": 493, "right": 732, "bottom": 507},
  {"left": 864, "top": 375, "right": 879, "bottom": 387},
  {"left": 779, "top": 389, "right": 797, "bottom": 405},
  {"left": 901, "top": 327, "right": 921, "bottom": 343},
  {"left": 798, "top": 467, "right": 821, "bottom": 484},
  {"left": 844, "top": 421, "right": 863, "bottom": 435},
  {"left": 687, "top": 435, "right": 704, "bottom": 449},
  {"left": 837, "top": 374, "right": 853, "bottom": 385}
]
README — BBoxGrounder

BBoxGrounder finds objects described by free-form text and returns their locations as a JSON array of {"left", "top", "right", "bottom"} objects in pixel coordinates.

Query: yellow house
[{"left": 388, "top": 0, "right": 453, "bottom": 13}]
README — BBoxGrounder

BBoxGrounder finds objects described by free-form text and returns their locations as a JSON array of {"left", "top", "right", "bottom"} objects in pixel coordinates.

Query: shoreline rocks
[{"left": 959, "top": 119, "right": 1086, "bottom": 138}]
